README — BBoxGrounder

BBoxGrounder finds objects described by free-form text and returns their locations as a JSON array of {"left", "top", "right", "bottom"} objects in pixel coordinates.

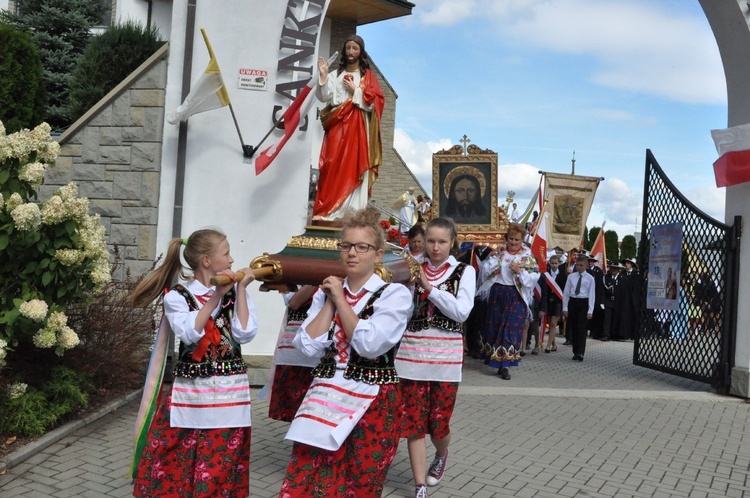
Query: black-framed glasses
[{"left": 338, "top": 242, "right": 377, "bottom": 253}]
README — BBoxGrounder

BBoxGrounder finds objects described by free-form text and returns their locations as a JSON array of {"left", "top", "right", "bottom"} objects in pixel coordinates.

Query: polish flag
[
  {"left": 589, "top": 222, "right": 606, "bottom": 270},
  {"left": 255, "top": 52, "right": 338, "bottom": 175},
  {"left": 711, "top": 123, "right": 750, "bottom": 188}
]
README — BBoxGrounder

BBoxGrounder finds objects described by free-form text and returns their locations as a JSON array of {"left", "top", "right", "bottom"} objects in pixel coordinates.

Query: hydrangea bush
[{"left": 0, "top": 120, "right": 111, "bottom": 367}]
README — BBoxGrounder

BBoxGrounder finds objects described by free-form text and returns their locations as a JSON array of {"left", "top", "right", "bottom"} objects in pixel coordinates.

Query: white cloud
[
  {"left": 413, "top": 0, "right": 725, "bottom": 105},
  {"left": 683, "top": 185, "right": 725, "bottom": 221},
  {"left": 393, "top": 128, "right": 452, "bottom": 192},
  {"left": 593, "top": 177, "right": 643, "bottom": 228},
  {"left": 419, "top": 0, "right": 478, "bottom": 26}
]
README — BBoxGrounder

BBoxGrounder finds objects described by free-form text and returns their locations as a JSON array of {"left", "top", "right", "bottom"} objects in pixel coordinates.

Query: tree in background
[
  {"left": 605, "top": 230, "right": 619, "bottom": 264},
  {"left": 67, "top": 20, "right": 164, "bottom": 122},
  {"left": 582, "top": 226, "right": 589, "bottom": 250},
  {"left": 620, "top": 234, "right": 637, "bottom": 260},
  {"left": 0, "top": 23, "right": 46, "bottom": 133},
  {"left": 1, "top": 0, "right": 107, "bottom": 130}
]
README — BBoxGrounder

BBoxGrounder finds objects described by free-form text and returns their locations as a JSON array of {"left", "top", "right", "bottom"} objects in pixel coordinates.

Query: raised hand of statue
[{"left": 318, "top": 56, "right": 329, "bottom": 84}]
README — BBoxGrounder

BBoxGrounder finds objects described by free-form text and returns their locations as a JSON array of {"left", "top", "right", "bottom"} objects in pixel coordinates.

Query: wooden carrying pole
[{"left": 210, "top": 266, "right": 275, "bottom": 286}]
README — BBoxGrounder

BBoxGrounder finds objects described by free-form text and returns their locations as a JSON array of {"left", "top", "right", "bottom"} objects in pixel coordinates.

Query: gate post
[{"left": 700, "top": 1, "right": 750, "bottom": 397}]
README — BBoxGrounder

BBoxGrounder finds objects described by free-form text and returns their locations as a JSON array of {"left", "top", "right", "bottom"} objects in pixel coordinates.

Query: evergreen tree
[
  {"left": 620, "top": 234, "right": 637, "bottom": 260},
  {"left": 67, "top": 21, "right": 164, "bottom": 122},
  {"left": 604, "top": 230, "right": 619, "bottom": 264},
  {"left": 581, "top": 226, "right": 589, "bottom": 250},
  {"left": 0, "top": 23, "right": 46, "bottom": 133},
  {"left": 1, "top": 0, "right": 107, "bottom": 130}
]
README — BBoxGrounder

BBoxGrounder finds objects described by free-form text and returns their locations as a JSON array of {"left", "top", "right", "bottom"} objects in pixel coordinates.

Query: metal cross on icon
[{"left": 459, "top": 134, "right": 471, "bottom": 155}]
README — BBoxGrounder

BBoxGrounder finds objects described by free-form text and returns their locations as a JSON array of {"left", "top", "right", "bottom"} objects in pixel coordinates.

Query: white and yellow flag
[
  {"left": 542, "top": 172, "right": 601, "bottom": 251},
  {"left": 167, "top": 29, "right": 230, "bottom": 124}
]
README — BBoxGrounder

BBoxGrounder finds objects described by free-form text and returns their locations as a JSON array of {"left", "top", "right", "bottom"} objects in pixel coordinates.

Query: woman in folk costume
[
  {"left": 396, "top": 218, "right": 476, "bottom": 498},
  {"left": 266, "top": 285, "right": 319, "bottom": 422},
  {"left": 312, "top": 34, "right": 385, "bottom": 221},
  {"left": 129, "top": 229, "right": 258, "bottom": 498},
  {"left": 478, "top": 223, "right": 540, "bottom": 380},
  {"left": 279, "top": 208, "right": 413, "bottom": 497}
]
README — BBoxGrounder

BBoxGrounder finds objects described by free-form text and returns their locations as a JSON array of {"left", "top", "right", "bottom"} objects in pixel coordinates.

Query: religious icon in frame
[{"left": 432, "top": 144, "right": 503, "bottom": 235}]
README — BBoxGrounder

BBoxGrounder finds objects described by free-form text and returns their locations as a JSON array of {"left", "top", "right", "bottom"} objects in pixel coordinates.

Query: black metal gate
[{"left": 634, "top": 149, "right": 741, "bottom": 392}]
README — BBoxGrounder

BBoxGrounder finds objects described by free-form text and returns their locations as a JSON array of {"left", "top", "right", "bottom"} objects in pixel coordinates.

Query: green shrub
[
  {"left": 68, "top": 20, "right": 164, "bottom": 122},
  {"left": 0, "top": 23, "right": 46, "bottom": 133},
  {"left": 1, "top": 0, "right": 108, "bottom": 129},
  {"left": 0, "top": 366, "right": 92, "bottom": 437}
]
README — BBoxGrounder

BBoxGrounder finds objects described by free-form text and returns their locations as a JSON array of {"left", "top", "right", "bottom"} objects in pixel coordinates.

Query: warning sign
[{"left": 238, "top": 68, "right": 268, "bottom": 91}]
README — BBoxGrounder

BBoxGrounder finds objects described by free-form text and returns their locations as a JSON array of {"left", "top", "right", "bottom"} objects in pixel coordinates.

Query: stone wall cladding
[{"left": 48, "top": 47, "right": 169, "bottom": 281}]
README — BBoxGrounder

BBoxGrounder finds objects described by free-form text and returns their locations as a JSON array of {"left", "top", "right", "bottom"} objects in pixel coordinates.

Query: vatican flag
[{"left": 167, "top": 29, "right": 230, "bottom": 124}]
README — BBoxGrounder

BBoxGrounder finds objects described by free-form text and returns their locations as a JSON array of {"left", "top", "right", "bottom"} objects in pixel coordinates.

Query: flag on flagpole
[
  {"left": 167, "top": 29, "right": 231, "bottom": 124},
  {"left": 255, "top": 52, "right": 339, "bottom": 175},
  {"left": 589, "top": 221, "right": 607, "bottom": 270},
  {"left": 711, "top": 123, "right": 750, "bottom": 187}
]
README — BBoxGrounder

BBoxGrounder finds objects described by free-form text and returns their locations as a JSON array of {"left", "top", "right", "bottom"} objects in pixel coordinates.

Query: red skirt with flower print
[
  {"left": 268, "top": 365, "right": 315, "bottom": 422},
  {"left": 400, "top": 379, "right": 458, "bottom": 441},
  {"left": 278, "top": 383, "right": 401, "bottom": 498},
  {"left": 133, "top": 389, "right": 251, "bottom": 498}
]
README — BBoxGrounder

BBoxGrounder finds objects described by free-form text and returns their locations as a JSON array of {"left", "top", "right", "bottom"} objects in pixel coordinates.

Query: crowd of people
[{"left": 126, "top": 33, "right": 650, "bottom": 498}]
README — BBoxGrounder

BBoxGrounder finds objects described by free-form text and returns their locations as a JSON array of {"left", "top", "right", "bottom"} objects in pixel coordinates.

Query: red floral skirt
[
  {"left": 268, "top": 365, "right": 315, "bottom": 422},
  {"left": 278, "top": 383, "right": 401, "bottom": 498},
  {"left": 133, "top": 389, "right": 251, "bottom": 497},
  {"left": 400, "top": 379, "right": 458, "bottom": 440}
]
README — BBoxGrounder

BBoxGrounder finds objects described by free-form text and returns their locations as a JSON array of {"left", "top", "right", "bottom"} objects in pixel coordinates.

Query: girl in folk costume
[
  {"left": 266, "top": 285, "right": 319, "bottom": 422},
  {"left": 478, "top": 223, "right": 540, "bottom": 380},
  {"left": 396, "top": 218, "right": 476, "bottom": 498},
  {"left": 279, "top": 208, "right": 413, "bottom": 497},
  {"left": 129, "top": 229, "right": 258, "bottom": 498}
]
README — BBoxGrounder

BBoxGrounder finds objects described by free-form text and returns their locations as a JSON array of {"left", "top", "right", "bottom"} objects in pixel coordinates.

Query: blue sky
[{"left": 359, "top": 0, "right": 727, "bottom": 240}]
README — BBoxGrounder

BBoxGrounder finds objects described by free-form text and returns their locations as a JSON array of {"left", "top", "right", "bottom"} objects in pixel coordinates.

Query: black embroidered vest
[
  {"left": 311, "top": 284, "right": 399, "bottom": 385},
  {"left": 171, "top": 284, "right": 248, "bottom": 379},
  {"left": 408, "top": 263, "right": 467, "bottom": 333}
]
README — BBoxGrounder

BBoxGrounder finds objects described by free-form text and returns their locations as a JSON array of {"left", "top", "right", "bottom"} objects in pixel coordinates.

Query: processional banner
[{"left": 542, "top": 172, "right": 600, "bottom": 251}]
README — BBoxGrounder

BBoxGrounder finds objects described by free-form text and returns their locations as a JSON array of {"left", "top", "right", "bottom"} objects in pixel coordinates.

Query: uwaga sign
[{"left": 272, "top": 0, "right": 328, "bottom": 132}]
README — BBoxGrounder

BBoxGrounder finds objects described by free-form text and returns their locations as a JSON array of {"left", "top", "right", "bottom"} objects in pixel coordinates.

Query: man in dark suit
[
  {"left": 601, "top": 261, "right": 623, "bottom": 341},
  {"left": 586, "top": 256, "right": 606, "bottom": 339}
]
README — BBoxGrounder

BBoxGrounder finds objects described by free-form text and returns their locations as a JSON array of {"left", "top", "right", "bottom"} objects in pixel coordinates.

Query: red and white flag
[
  {"left": 711, "top": 123, "right": 750, "bottom": 188},
  {"left": 255, "top": 52, "right": 338, "bottom": 175},
  {"left": 589, "top": 221, "right": 606, "bottom": 270}
]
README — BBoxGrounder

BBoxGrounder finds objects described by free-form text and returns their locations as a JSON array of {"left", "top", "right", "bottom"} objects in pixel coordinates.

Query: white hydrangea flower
[
  {"left": 33, "top": 327, "right": 57, "bottom": 348},
  {"left": 90, "top": 258, "right": 112, "bottom": 288},
  {"left": 0, "top": 120, "right": 5, "bottom": 137},
  {"left": 18, "top": 162, "right": 47, "bottom": 185},
  {"left": 57, "top": 182, "right": 78, "bottom": 202},
  {"left": 37, "top": 140, "right": 60, "bottom": 163},
  {"left": 67, "top": 197, "right": 89, "bottom": 221},
  {"left": 57, "top": 326, "right": 80, "bottom": 350},
  {"left": 7, "top": 382, "right": 28, "bottom": 400},
  {"left": 55, "top": 249, "right": 84, "bottom": 267},
  {"left": 0, "top": 193, "right": 4, "bottom": 212},
  {"left": 11, "top": 203, "right": 42, "bottom": 232},
  {"left": 47, "top": 311, "right": 68, "bottom": 330},
  {"left": 19, "top": 299, "right": 49, "bottom": 322},
  {"left": 6, "top": 192, "right": 23, "bottom": 212},
  {"left": 41, "top": 195, "right": 67, "bottom": 224}
]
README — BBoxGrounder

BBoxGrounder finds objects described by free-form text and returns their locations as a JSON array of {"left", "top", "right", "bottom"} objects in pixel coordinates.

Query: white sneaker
[
  {"left": 425, "top": 450, "right": 448, "bottom": 486},
  {"left": 414, "top": 484, "right": 428, "bottom": 498}
]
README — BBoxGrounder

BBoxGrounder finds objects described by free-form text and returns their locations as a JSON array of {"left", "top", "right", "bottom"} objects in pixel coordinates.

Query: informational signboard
[
  {"left": 238, "top": 68, "right": 268, "bottom": 91},
  {"left": 646, "top": 222, "right": 682, "bottom": 311}
]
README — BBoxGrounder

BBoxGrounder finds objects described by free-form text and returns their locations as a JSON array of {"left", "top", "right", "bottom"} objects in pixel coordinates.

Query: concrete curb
[{"left": 0, "top": 389, "right": 142, "bottom": 473}]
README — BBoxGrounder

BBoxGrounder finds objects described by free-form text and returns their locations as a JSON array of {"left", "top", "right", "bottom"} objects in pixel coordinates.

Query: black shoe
[
  {"left": 563, "top": 341, "right": 572, "bottom": 346},
  {"left": 519, "top": 350, "right": 526, "bottom": 357},
  {"left": 498, "top": 367, "right": 511, "bottom": 380},
  {"left": 572, "top": 354, "right": 583, "bottom": 361},
  {"left": 600, "top": 337, "right": 610, "bottom": 342}
]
